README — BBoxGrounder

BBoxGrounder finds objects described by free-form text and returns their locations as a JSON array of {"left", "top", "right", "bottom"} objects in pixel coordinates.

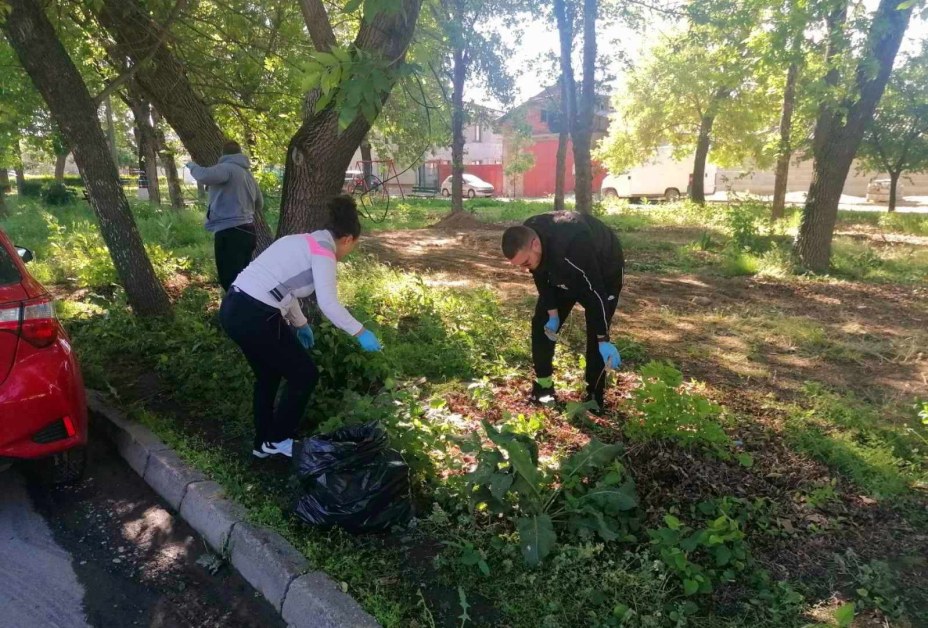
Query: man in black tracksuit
[{"left": 502, "top": 211, "right": 624, "bottom": 412}]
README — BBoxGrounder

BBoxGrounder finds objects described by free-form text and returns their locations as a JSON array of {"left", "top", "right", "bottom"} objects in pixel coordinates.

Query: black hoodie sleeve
[
  {"left": 531, "top": 270, "right": 558, "bottom": 312},
  {"left": 563, "top": 231, "right": 612, "bottom": 338}
]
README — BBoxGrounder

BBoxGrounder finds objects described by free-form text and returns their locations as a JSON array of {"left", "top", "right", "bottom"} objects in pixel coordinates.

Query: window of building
[{"left": 473, "top": 125, "right": 483, "bottom": 142}]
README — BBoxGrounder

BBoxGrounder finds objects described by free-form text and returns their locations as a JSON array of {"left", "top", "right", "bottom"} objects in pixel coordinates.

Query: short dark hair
[
  {"left": 501, "top": 225, "right": 536, "bottom": 259},
  {"left": 327, "top": 194, "right": 361, "bottom": 239},
  {"left": 222, "top": 140, "right": 242, "bottom": 155}
]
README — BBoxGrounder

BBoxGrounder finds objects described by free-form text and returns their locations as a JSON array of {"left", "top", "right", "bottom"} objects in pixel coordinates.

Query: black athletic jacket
[{"left": 525, "top": 211, "right": 624, "bottom": 338}]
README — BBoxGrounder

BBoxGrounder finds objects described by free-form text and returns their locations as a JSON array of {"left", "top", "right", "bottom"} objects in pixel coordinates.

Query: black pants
[
  {"left": 219, "top": 288, "right": 318, "bottom": 449},
  {"left": 531, "top": 271, "right": 623, "bottom": 398},
  {"left": 214, "top": 224, "right": 256, "bottom": 291}
]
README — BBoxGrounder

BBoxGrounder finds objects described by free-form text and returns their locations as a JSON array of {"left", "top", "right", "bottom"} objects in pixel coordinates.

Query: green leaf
[
  {"left": 561, "top": 440, "right": 625, "bottom": 479},
  {"left": 344, "top": 0, "right": 363, "bottom": 11},
  {"left": 489, "top": 473, "right": 514, "bottom": 500},
  {"left": 736, "top": 452, "right": 754, "bottom": 468},
  {"left": 835, "top": 602, "right": 855, "bottom": 627},
  {"left": 483, "top": 421, "right": 539, "bottom": 485},
  {"left": 517, "top": 514, "right": 556, "bottom": 566},
  {"left": 715, "top": 545, "right": 732, "bottom": 566},
  {"left": 664, "top": 514, "right": 682, "bottom": 530},
  {"left": 896, "top": 0, "right": 917, "bottom": 9},
  {"left": 582, "top": 479, "right": 638, "bottom": 513},
  {"left": 683, "top": 578, "right": 699, "bottom": 596}
]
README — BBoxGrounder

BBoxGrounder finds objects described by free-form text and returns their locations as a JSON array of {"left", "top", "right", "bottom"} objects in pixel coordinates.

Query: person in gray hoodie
[{"left": 186, "top": 140, "right": 264, "bottom": 291}]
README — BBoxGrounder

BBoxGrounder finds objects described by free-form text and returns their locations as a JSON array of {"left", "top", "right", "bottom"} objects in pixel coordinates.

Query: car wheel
[
  {"left": 47, "top": 446, "right": 87, "bottom": 486},
  {"left": 664, "top": 188, "right": 681, "bottom": 202},
  {"left": 603, "top": 188, "right": 618, "bottom": 198},
  {"left": 467, "top": 189, "right": 476, "bottom": 199},
  {"left": 441, "top": 188, "right": 450, "bottom": 197}
]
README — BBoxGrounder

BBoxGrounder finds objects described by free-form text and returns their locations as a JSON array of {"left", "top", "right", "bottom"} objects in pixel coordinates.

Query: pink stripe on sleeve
[{"left": 304, "top": 234, "right": 336, "bottom": 260}]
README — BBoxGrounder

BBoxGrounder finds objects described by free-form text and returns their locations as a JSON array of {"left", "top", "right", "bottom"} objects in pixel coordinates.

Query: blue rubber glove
[
  {"left": 185, "top": 162, "right": 195, "bottom": 170},
  {"left": 598, "top": 342, "right": 621, "bottom": 369},
  {"left": 543, "top": 314, "right": 560, "bottom": 342},
  {"left": 357, "top": 329, "right": 382, "bottom": 352},
  {"left": 295, "top": 324, "right": 314, "bottom": 349}
]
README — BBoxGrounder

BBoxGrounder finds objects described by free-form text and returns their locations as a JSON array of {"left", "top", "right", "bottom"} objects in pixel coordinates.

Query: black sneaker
[{"left": 530, "top": 382, "right": 557, "bottom": 406}]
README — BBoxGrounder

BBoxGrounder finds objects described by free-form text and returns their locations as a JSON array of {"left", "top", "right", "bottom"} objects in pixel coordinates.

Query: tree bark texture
[
  {"left": 151, "top": 109, "right": 185, "bottom": 209},
  {"left": 54, "top": 151, "right": 67, "bottom": 184},
  {"left": 690, "top": 114, "right": 715, "bottom": 204},
  {"left": 772, "top": 59, "right": 799, "bottom": 220},
  {"left": 278, "top": 0, "right": 423, "bottom": 236},
  {"left": 103, "top": 96, "right": 119, "bottom": 167},
  {"left": 0, "top": 168, "right": 10, "bottom": 193},
  {"left": 572, "top": 0, "right": 597, "bottom": 214},
  {"left": 795, "top": 0, "right": 914, "bottom": 272},
  {"left": 128, "top": 95, "right": 162, "bottom": 205},
  {"left": 450, "top": 26, "right": 467, "bottom": 214},
  {"left": 14, "top": 165, "right": 25, "bottom": 195},
  {"left": 553, "top": 0, "right": 574, "bottom": 214},
  {"left": 888, "top": 170, "right": 900, "bottom": 212},
  {"left": 3, "top": 0, "right": 172, "bottom": 317}
]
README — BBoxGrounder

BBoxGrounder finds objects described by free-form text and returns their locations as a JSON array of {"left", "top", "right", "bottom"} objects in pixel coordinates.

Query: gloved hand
[
  {"left": 295, "top": 324, "right": 314, "bottom": 349},
  {"left": 357, "top": 329, "right": 382, "bottom": 352},
  {"left": 543, "top": 314, "right": 560, "bottom": 342},
  {"left": 184, "top": 162, "right": 195, "bottom": 170},
  {"left": 598, "top": 341, "right": 621, "bottom": 369}
]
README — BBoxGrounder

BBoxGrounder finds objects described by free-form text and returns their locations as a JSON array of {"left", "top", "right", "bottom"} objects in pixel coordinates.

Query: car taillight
[
  {"left": 13, "top": 299, "right": 58, "bottom": 348},
  {"left": 0, "top": 302, "right": 20, "bottom": 334}
]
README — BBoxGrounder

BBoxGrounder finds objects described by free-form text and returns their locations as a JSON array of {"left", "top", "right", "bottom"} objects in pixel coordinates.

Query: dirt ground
[{"left": 363, "top": 217, "right": 928, "bottom": 408}]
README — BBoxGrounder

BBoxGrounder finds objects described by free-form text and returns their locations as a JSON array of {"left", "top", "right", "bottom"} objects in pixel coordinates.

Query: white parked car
[
  {"left": 441, "top": 174, "right": 494, "bottom": 198},
  {"left": 601, "top": 147, "right": 716, "bottom": 202}
]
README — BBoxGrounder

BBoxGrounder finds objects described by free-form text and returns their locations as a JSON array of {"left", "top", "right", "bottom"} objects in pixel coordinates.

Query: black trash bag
[{"left": 294, "top": 422, "right": 412, "bottom": 532}]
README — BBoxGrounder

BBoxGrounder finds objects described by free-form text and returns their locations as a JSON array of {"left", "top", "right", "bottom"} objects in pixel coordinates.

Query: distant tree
[{"left": 857, "top": 45, "right": 928, "bottom": 213}]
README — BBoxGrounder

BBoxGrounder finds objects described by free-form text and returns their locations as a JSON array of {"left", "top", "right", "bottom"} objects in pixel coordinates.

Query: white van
[{"left": 601, "top": 147, "right": 716, "bottom": 202}]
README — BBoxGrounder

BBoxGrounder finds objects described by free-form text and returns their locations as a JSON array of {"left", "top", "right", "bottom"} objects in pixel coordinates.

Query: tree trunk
[
  {"left": 795, "top": 0, "right": 914, "bottom": 272},
  {"left": 0, "top": 169, "right": 7, "bottom": 217},
  {"left": 450, "top": 35, "right": 467, "bottom": 214},
  {"left": 103, "top": 96, "right": 119, "bottom": 167},
  {"left": 127, "top": 94, "right": 162, "bottom": 206},
  {"left": 14, "top": 165, "right": 25, "bottom": 195},
  {"left": 888, "top": 170, "right": 900, "bottom": 212},
  {"left": 54, "top": 151, "right": 67, "bottom": 184},
  {"left": 554, "top": 126, "right": 569, "bottom": 212},
  {"left": 278, "top": 0, "right": 423, "bottom": 235},
  {"left": 572, "top": 0, "right": 597, "bottom": 214},
  {"left": 554, "top": 0, "right": 576, "bottom": 209},
  {"left": 3, "top": 0, "right": 171, "bottom": 317},
  {"left": 95, "top": 0, "right": 272, "bottom": 247},
  {"left": 360, "top": 138, "right": 373, "bottom": 187},
  {"left": 151, "top": 108, "right": 185, "bottom": 209},
  {"left": 772, "top": 59, "right": 799, "bottom": 220},
  {"left": 690, "top": 114, "right": 716, "bottom": 204}
]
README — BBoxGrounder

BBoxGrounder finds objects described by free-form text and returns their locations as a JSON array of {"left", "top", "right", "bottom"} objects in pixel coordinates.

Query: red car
[{"left": 0, "top": 229, "right": 87, "bottom": 483}]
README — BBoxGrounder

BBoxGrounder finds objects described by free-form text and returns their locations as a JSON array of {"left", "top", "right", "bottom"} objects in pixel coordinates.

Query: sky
[{"left": 471, "top": 6, "right": 928, "bottom": 111}]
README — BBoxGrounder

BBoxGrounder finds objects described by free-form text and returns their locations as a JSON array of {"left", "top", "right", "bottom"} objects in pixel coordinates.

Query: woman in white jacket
[{"left": 219, "top": 195, "right": 381, "bottom": 458}]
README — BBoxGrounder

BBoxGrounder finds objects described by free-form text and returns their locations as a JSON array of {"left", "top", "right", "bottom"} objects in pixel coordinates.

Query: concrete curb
[{"left": 86, "top": 390, "right": 380, "bottom": 628}]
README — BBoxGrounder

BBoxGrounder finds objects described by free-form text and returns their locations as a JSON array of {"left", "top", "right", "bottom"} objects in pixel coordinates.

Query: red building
[{"left": 499, "top": 86, "right": 610, "bottom": 199}]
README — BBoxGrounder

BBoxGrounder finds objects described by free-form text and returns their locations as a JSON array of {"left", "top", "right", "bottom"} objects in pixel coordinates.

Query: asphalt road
[{"left": 0, "top": 435, "right": 284, "bottom": 628}]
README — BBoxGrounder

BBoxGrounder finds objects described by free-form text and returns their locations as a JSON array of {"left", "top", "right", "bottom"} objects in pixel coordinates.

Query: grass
[{"left": 2, "top": 192, "right": 927, "bottom": 625}]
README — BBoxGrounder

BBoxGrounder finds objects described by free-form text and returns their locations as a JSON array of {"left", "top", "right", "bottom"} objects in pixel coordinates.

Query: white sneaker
[{"left": 261, "top": 439, "right": 293, "bottom": 458}]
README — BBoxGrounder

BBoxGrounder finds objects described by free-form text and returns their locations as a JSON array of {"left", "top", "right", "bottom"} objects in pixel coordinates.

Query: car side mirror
[{"left": 15, "top": 246, "right": 34, "bottom": 263}]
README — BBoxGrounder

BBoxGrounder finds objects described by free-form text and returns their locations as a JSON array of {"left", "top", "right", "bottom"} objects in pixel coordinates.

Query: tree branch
[
  {"left": 91, "top": 0, "right": 188, "bottom": 106},
  {"left": 298, "top": 0, "right": 337, "bottom": 52}
]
